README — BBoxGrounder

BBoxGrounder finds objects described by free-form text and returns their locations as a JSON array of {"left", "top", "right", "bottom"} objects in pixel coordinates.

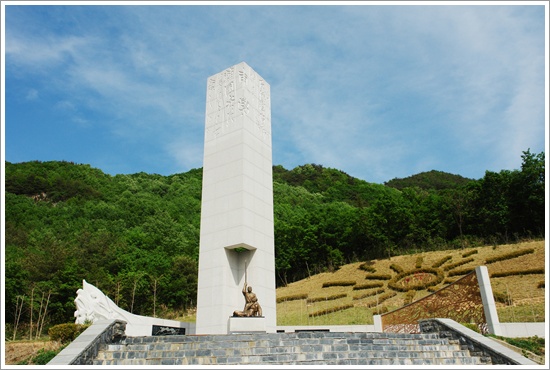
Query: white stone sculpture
[
  {"left": 73, "top": 279, "right": 192, "bottom": 336},
  {"left": 74, "top": 279, "right": 134, "bottom": 324}
]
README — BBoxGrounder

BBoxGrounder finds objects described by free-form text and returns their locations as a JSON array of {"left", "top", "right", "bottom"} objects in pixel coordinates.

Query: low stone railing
[
  {"left": 419, "top": 318, "right": 538, "bottom": 365},
  {"left": 47, "top": 319, "right": 126, "bottom": 365}
]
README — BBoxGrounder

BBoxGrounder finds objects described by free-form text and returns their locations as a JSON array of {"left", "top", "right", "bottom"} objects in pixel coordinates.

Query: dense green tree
[{"left": 4, "top": 151, "right": 545, "bottom": 328}]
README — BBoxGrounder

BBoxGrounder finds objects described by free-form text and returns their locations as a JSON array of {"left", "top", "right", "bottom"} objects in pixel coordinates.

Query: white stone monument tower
[{"left": 195, "top": 62, "right": 276, "bottom": 334}]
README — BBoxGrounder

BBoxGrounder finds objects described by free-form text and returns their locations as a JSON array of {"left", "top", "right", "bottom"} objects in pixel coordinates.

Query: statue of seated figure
[{"left": 233, "top": 282, "right": 262, "bottom": 317}]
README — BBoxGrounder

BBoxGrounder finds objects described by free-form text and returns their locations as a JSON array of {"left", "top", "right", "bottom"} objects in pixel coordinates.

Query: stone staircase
[{"left": 92, "top": 331, "right": 491, "bottom": 366}]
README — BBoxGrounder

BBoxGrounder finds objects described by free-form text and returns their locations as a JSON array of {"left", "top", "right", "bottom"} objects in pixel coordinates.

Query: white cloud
[{"left": 25, "top": 89, "right": 38, "bottom": 100}]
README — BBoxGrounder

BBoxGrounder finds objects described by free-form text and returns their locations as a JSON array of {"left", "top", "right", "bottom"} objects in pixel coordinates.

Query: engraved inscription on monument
[{"left": 205, "top": 63, "right": 271, "bottom": 142}]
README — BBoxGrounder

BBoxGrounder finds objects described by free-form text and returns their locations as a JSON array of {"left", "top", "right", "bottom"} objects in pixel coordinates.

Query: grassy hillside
[{"left": 275, "top": 240, "right": 545, "bottom": 326}]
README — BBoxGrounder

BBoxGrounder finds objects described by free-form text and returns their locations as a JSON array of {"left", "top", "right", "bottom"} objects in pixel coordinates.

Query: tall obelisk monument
[{"left": 195, "top": 62, "right": 276, "bottom": 334}]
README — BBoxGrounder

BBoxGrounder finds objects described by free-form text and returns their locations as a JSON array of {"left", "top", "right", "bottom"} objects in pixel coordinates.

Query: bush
[
  {"left": 359, "top": 263, "right": 376, "bottom": 273},
  {"left": 485, "top": 248, "right": 535, "bottom": 264},
  {"left": 390, "top": 264, "right": 404, "bottom": 274},
  {"left": 432, "top": 255, "right": 452, "bottom": 268},
  {"left": 353, "top": 282, "right": 384, "bottom": 290},
  {"left": 462, "top": 249, "right": 478, "bottom": 258},
  {"left": 489, "top": 335, "right": 545, "bottom": 357},
  {"left": 363, "top": 291, "right": 396, "bottom": 308},
  {"left": 277, "top": 293, "right": 308, "bottom": 303},
  {"left": 309, "top": 303, "right": 354, "bottom": 317},
  {"left": 490, "top": 268, "right": 544, "bottom": 278},
  {"left": 443, "top": 278, "right": 458, "bottom": 284},
  {"left": 387, "top": 268, "right": 445, "bottom": 292},
  {"left": 443, "top": 257, "right": 474, "bottom": 271},
  {"left": 32, "top": 348, "right": 61, "bottom": 365},
  {"left": 403, "top": 290, "right": 416, "bottom": 305},
  {"left": 375, "top": 305, "right": 389, "bottom": 314},
  {"left": 48, "top": 323, "right": 89, "bottom": 344},
  {"left": 447, "top": 267, "right": 475, "bottom": 277},
  {"left": 493, "top": 291, "right": 512, "bottom": 305},
  {"left": 461, "top": 323, "right": 481, "bottom": 333},
  {"left": 307, "top": 293, "right": 347, "bottom": 303},
  {"left": 427, "top": 285, "right": 440, "bottom": 293},
  {"left": 322, "top": 280, "right": 356, "bottom": 288},
  {"left": 365, "top": 274, "right": 391, "bottom": 280},
  {"left": 353, "top": 288, "right": 385, "bottom": 300}
]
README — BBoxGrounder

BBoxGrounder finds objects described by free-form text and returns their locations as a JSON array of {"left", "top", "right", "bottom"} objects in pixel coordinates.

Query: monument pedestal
[{"left": 228, "top": 317, "right": 266, "bottom": 334}]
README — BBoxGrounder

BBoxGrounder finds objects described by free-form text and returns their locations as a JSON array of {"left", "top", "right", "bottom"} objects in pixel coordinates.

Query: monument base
[{"left": 228, "top": 316, "right": 266, "bottom": 334}]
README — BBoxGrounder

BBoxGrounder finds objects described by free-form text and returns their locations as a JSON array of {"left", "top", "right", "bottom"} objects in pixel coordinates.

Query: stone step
[
  {"left": 104, "top": 338, "right": 457, "bottom": 350},
  {"left": 94, "top": 355, "right": 484, "bottom": 366},
  {"left": 121, "top": 332, "right": 442, "bottom": 343},
  {"left": 92, "top": 332, "right": 489, "bottom": 366},
  {"left": 98, "top": 342, "right": 465, "bottom": 354}
]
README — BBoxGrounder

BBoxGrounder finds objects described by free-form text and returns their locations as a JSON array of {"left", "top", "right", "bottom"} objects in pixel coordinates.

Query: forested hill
[
  {"left": 384, "top": 170, "right": 473, "bottom": 191},
  {"left": 3, "top": 149, "right": 545, "bottom": 328}
]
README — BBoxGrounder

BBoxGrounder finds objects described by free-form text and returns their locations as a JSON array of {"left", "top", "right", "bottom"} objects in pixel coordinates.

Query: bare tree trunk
[
  {"left": 29, "top": 287, "right": 34, "bottom": 340},
  {"left": 37, "top": 290, "right": 51, "bottom": 339},
  {"left": 131, "top": 276, "right": 141, "bottom": 314},
  {"left": 115, "top": 281, "right": 122, "bottom": 305},
  {"left": 35, "top": 292, "right": 45, "bottom": 340},
  {"left": 12, "top": 296, "right": 24, "bottom": 341},
  {"left": 152, "top": 279, "right": 158, "bottom": 317}
]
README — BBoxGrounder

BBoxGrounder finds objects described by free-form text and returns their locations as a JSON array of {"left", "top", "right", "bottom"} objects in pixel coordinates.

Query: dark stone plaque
[{"left": 152, "top": 325, "right": 186, "bottom": 336}]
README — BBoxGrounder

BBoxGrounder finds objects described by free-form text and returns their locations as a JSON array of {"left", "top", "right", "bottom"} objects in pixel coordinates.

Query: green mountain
[
  {"left": 384, "top": 170, "right": 474, "bottom": 191},
  {"left": 3, "top": 150, "right": 544, "bottom": 331}
]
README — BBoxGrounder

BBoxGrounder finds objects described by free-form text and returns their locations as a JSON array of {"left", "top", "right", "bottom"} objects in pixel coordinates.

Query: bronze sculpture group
[{"left": 233, "top": 282, "right": 262, "bottom": 317}]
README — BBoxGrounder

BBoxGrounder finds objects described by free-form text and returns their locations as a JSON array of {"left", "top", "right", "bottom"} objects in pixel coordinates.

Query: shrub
[
  {"left": 309, "top": 303, "right": 354, "bottom": 317},
  {"left": 443, "top": 257, "right": 475, "bottom": 271},
  {"left": 322, "top": 280, "right": 356, "bottom": 288},
  {"left": 447, "top": 267, "right": 475, "bottom": 277},
  {"left": 461, "top": 323, "right": 481, "bottom": 333},
  {"left": 490, "top": 268, "right": 544, "bottom": 278},
  {"left": 485, "top": 248, "right": 535, "bottom": 264},
  {"left": 427, "top": 285, "right": 440, "bottom": 293},
  {"left": 493, "top": 291, "right": 512, "bottom": 305},
  {"left": 462, "top": 249, "right": 478, "bottom": 258},
  {"left": 364, "top": 291, "right": 396, "bottom": 308},
  {"left": 387, "top": 268, "right": 445, "bottom": 292},
  {"left": 501, "top": 336, "right": 545, "bottom": 356},
  {"left": 390, "top": 264, "right": 404, "bottom": 274},
  {"left": 307, "top": 293, "right": 347, "bottom": 303},
  {"left": 352, "top": 288, "right": 385, "bottom": 300},
  {"left": 403, "top": 290, "right": 416, "bottom": 305},
  {"left": 48, "top": 323, "right": 89, "bottom": 344},
  {"left": 32, "top": 348, "right": 61, "bottom": 365},
  {"left": 353, "top": 282, "right": 384, "bottom": 290},
  {"left": 359, "top": 263, "right": 376, "bottom": 273},
  {"left": 277, "top": 293, "right": 308, "bottom": 303},
  {"left": 365, "top": 274, "right": 391, "bottom": 280},
  {"left": 376, "top": 305, "right": 389, "bottom": 314},
  {"left": 432, "top": 256, "right": 452, "bottom": 268}
]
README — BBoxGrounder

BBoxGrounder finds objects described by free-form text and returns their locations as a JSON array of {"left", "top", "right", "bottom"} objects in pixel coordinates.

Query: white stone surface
[
  {"left": 498, "top": 322, "right": 546, "bottom": 338},
  {"left": 228, "top": 317, "right": 266, "bottom": 333},
  {"left": 196, "top": 62, "right": 276, "bottom": 334},
  {"left": 475, "top": 266, "right": 502, "bottom": 336}
]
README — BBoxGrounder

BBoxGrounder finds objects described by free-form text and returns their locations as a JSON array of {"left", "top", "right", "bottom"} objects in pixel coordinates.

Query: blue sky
[{"left": 2, "top": 2, "right": 548, "bottom": 184}]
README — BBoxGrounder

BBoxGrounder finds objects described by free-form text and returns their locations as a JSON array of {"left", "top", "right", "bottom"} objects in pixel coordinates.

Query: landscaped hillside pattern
[{"left": 276, "top": 241, "right": 545, "bottom": 326}]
